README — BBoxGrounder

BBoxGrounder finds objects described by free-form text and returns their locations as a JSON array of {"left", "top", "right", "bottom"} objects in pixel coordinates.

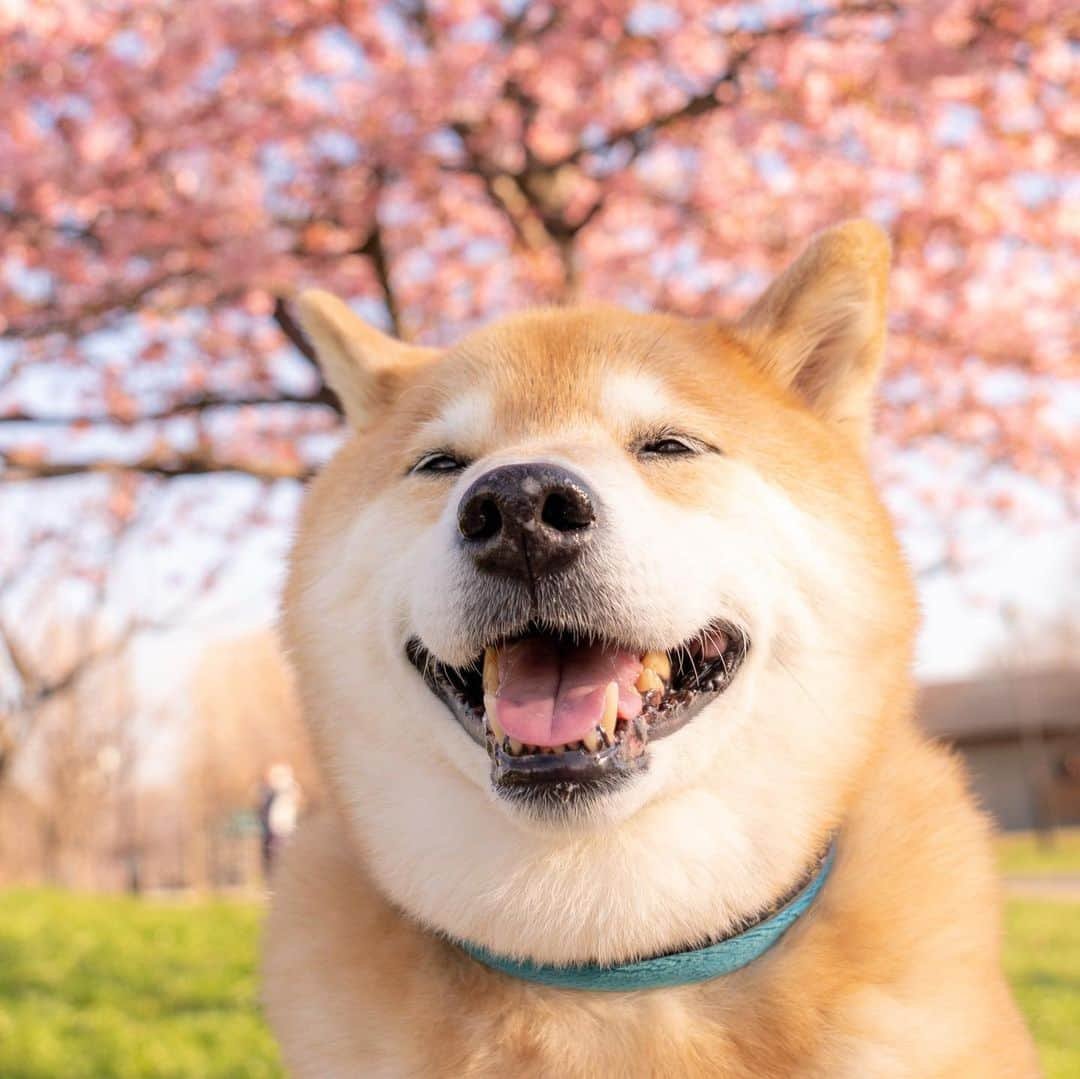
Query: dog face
[{"left": 284, "top": 222, "right": 917, "bottom": 964}]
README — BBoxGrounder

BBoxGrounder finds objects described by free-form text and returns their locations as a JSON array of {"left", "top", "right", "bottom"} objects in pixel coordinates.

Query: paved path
[{"left": 1003, "top": 875, "right": 1080, "bottom": 900}]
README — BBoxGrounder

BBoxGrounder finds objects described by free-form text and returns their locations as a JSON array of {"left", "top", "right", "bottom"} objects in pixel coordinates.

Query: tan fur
[
  {"left": 264, "top": 223, "right": 1038, "bottom": 1077},
  {"left": 295, "top": 288, "right": 440, "bottom": 426}
]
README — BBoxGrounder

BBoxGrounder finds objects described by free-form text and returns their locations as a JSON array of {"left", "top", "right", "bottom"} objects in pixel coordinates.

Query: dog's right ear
[
  {"left": 295, "top": 290, "right": 440, "bottom": 428},
  {"left": 735, "top": 221, "right": 890, "bottom": 448}
]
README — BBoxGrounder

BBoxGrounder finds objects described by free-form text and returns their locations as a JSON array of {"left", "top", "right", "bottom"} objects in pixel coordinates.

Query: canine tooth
[
  {"left": 601, "top": 681, "right": 619, "bottom": 742},
  {"left": 583, "top": 729, "right": 601, "bottom": 753},
  {"left": 641, "top": 651, "right": 671, "bottom": 681},
  {"left": 636, "top": 667, "right": 663, "bottom": 695},
  {"left": 508, "top": 737, "right": 523, "bottom": 755},
  {"left": 483, "top": 647, "right": 500, "bottom": 694},
  {"left": 484, "top": 693, "right": 504, "bottom": 740}
]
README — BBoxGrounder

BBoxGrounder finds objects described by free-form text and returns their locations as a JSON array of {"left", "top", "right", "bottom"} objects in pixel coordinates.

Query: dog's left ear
[
  {"left": 736, "top": 220, "right": 890, "bottom": 446},
  {"left": 295, "top": 289, "right": 440, "bottom": 429}
]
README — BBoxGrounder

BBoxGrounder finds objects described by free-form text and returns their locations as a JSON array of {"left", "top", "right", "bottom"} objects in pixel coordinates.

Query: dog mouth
[{"left": 406, "top": 622, "right": 748, "bottom": 806}]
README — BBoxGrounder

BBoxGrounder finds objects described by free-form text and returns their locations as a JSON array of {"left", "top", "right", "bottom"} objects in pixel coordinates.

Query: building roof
[{"left": 918, "top": 667, "right": 1080, "bottom": 743}]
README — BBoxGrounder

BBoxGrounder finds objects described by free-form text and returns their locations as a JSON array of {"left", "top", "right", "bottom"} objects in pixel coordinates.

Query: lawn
[
  {"left": 0, "top": 885, "right": 1076, "bottom": 1078},
  {"left": 998, "top": 827, "right": 1080, "bottom": 877},
  {"left": 1004, "top": 899, "right": 1080, "bottom": 1079},
  {"left": 0, "top": 890, "right": 280, "bottom": 1079}
]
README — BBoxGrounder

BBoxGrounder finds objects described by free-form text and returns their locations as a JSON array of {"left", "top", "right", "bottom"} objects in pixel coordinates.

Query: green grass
[
  {"left": 0, "top": 890, "right": 281, "bottom": 1079},
  {"left": 1004, "top": 899, "right": 1080, "bottom": 1079},
  {"left": 998, "top": 828, "right": 1080, "bottom": 877},
  {"left": 0, "top": 888, "right": 1076, "bottom": 1077}
]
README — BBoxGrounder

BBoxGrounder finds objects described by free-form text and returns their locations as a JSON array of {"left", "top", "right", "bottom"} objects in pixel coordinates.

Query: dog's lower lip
[{"left": 405, "top": 623, "right": 749, "bottom": 793}]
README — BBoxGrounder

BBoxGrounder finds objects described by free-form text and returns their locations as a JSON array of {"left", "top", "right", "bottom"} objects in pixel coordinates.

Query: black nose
[{"left": 457, "top": 463, "right": 597, "bottom": 581}]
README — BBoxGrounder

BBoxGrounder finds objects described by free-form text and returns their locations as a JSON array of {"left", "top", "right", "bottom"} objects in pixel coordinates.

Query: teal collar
[{"left": 455, "top": 840, "right": 836, "bottom": 992}]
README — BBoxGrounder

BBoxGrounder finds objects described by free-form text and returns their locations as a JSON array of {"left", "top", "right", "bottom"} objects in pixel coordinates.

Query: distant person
[{"left": 258, "top": 762, "right": 301, "bottom": 878}]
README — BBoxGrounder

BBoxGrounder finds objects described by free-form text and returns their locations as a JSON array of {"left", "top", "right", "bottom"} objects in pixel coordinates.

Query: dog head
[{"left": 283, "top": 221, "right": 916, "bottom": 963}]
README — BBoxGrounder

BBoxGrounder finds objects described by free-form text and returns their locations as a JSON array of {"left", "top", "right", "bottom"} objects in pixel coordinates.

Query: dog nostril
[
  {"left": 541, "top": 490, "right": 593, "bottom": 533},
  {"left": 460, "top": 496, "right": 502, "bottom": 542}
]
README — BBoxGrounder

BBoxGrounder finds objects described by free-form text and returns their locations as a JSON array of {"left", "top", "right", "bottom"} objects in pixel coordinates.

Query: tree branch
[
  {"left": 272, "top": 297, "right": 318, "bottom": 364},
  {"left": 274, "top": 178, "right": 402, "bottom": 348},
  {"left": 447, "top": 0, "right": 901, "bottom": 256},
  {"left": 357, "top": 218, "right": 403, "bottom": 338},
  {"left": 1, "top": 270, "right": 200, "bottom": 341},
  {"left": 548, "top": 1, "right": 894, "bottom": 173},
  {"left": 0, "top": 451, "right": 314, "bottom": 483},
  {"left": 0, "top": 387, "right": 343, "bottom": 428}
]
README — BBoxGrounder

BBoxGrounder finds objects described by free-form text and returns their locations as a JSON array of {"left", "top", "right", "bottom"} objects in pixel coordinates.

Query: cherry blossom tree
[{"left": 0, "top": 1, "right": 1076, "bottom": 769}]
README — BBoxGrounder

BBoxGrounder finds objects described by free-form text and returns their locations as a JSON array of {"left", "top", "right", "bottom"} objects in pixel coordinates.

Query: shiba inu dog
[{"left": 263, "top": 222, "right": 1037, "bottom": 1077}]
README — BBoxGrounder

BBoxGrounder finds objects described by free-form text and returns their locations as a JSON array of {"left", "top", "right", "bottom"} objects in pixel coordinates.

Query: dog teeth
[
  {"left": 640, "top": 650, "right": 671, "bottom": 682},
  {"left": 483, "top": 647, "right": 499, "bottom": 694},
  {"left": 635, "top": 667, "right": 664, "bottom": 694},
  {"left": 484, "top": 693, "right": 504, "bottom": 741},
  {"left": 482, "top": 652, "right": 507, "bottom": 746},
  {"left": 601, "top": 681, "right": 619, "bottom": 743},
  {"left": 499, "top": 737, "right": 604, "bottom": 757}
]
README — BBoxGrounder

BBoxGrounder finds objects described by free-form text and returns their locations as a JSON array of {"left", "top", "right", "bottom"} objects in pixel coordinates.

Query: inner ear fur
[
  {"left": 736, "top": 220, "right": 891, "bottom": 446},
  {"left": 295, "top": 289, "right": 440, "bottom": 428}
]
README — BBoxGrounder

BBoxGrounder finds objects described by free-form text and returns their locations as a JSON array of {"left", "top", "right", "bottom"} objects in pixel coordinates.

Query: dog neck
[{"left": 450, "top": 837, "right": 838, "bottom": 990}]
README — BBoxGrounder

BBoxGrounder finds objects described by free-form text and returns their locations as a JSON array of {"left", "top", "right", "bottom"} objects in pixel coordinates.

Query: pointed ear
[
  {"left": 736, "top": 220, "right": 891, "bottom": 446},
  {"left": 295, "top": 290, "right": 439, "bottom": 428}
]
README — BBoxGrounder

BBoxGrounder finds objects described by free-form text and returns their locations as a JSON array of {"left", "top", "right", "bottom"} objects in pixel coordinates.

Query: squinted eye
[
  {"left": 411, "top": 451, "right": 467, "bottom": 475},
  {"left": 636, "top": 434, "right": 699, "bottom": 459}
]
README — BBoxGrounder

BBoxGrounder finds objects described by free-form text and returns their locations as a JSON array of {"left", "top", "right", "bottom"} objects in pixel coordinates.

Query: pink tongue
[{"left": 494, "top": 639, "right": 644, "bottom": 748}]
